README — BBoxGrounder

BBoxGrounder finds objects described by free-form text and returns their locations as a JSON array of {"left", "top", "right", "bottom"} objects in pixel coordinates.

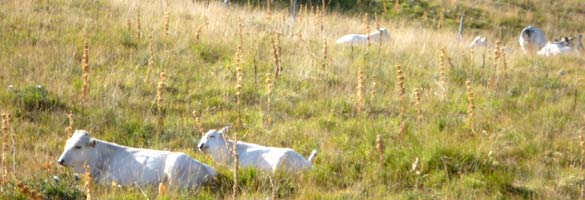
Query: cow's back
[
  {"left": 97, "top": 148, "right": 169, "bottom": 186},
  {"left": 163, "top": 153, "right": 216, "bottom": 190},
  {"left": 520, "top": 26, "right": 546, "bottom": 52},
  {"left": 278, "top": 149, "right": 312, "bottom": 173}
]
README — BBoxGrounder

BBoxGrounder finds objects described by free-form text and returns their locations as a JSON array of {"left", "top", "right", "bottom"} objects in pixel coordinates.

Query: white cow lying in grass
[
  {"left": 519, "top": 26, "right": 547, "bottom": 54},
  {"left": 537, "top": 37, "right": 577, "bottom": 57},
  {"left": 336, "top": 28, "right": 390, "bottom": 45},
  {"left": 197, "top": 127, "right": 318, "bottom": 174},
  {"left": 57, "top": 130, "right": 216, "bottom": 189},
  {"left": 469, "top": 36, "right": 488, "bottom": 48}
]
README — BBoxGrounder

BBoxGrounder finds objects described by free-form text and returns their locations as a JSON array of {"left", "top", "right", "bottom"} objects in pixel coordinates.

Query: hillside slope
[{"left": 0, "top": 0, "right": 584, "bottom": 199}]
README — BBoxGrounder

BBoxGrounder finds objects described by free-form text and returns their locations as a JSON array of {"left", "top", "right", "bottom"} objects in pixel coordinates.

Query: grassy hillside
[{"left": 1, "top": 0, "right": 584, "bottom": 199}]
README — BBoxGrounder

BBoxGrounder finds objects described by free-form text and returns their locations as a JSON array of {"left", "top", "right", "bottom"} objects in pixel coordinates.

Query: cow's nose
[{"left": 57, "top": 159, "right": 65, "bottom": 166}]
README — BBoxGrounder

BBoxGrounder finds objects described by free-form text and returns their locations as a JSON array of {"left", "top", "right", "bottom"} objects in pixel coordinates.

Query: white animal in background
[
  {"left": 197, "top": 127, "right": 318, "bottom": 174},
  {"left": 336, "top": 28, "right": 390, "bottom": 45},
  {"left": 537, "top": 36, "right": 579, "bottom": 57},
  {"left": 519, "top": 26, "right": 547, "bottom": 54},
  {"left": 469, "top": 36, "right": 488, "bottom": 48},
  {"left": 57, "top": 130, "right": 216, "bottom": 190}
]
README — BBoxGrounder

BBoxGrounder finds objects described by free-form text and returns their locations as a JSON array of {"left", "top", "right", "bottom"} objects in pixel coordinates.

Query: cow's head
[
  {"left": 378, "top": 28, "right": 390, "bottom": 40},
  {"left": 57, "top": 130, "right": 97, "bottom": 171},
  {"left": 521, "top": 26, "right": 534, "bottom": 40},
  {"left": 197, "top": 126, "right": 229, "bottom": 154}
]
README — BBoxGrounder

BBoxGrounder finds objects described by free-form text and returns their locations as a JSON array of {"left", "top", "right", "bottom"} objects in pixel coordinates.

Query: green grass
[{"left": 0, "top": 0, "right": 584, "bottom": 199}]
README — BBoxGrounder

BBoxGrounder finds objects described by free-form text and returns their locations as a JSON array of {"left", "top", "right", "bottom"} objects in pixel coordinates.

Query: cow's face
[
  {"left": 379, "top": 28, "right": 390, "bottom": 40},
  {"left": 521, "top": 27, "right": 535, "bottom": 41},
  {"left": 197, "top": 127, "right": 229, "bottom": 153},
  {"left": 57, "top": 130, "right": 97, "bottom": 169}
]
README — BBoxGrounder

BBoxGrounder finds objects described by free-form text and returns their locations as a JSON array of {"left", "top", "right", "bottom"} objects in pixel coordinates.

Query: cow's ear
[
  {"left": 89, "top": 139, "right": 97, "bottom": 148},
  {"left": 220, "top": 126, "right": 231, "bottom": 134}
]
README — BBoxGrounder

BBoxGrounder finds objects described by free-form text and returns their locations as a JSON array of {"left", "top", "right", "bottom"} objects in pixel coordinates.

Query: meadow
[{"left": 0, "top": 0, "right": 584, "bottom": 199}]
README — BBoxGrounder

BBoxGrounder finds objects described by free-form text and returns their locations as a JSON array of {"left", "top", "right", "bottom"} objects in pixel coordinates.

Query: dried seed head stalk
[
  {"left": 127, "top": 18, "right": 132, "bottom": 35},
  {"left": 265, "top": 73, "right": 273, "bottom": 125},
  {"left": 364, "top": 13, "right": 370, "bottom": 47},
  {"left": 136, "top": 10, "right": 141, "bottom": 38},
  {"left": 394, "top": 0, "right": 400, "bottom": 13},
  {"left": 322, "top": 37, "right": 328, "bottom": 70},
  {"left": 381, "top": 0, "right": 387, "bottom": 14},
  {"left": 272, "top": 32, "right": 281, "bottom": 80},
  {"left": 66, "top": 112, "right": 74, "bottom": 137},
  {"left": 1, "top": 113, "right": 7, "bottom": 189},
  {"left": 192, "top": 111, "right": 205, "bottom": 136},
  {"left": 267, "top": 0, "right": 271, "bottom": 16},
  {"left": 465, "top": 80, "right": 476, "bottom": 133},
  {"left": 495, "top": 42, "right": 502, "bottom": 65},
  {"left": 158, "top": 177, "right": 168, "bottom": 196},
  {"left": 235, "top": 68, "right": 243, "bottom": 101},
  {"left": 319, "top": 10, "right": 324, "bottom": 33},
  {"left": 500, "top": 45, "right": 508, "bottom": 79},
  {"left": 321, "top": 12, "right": 327, "bottom": 70},
  {"left": 491, "top": 41, "right": 501, "bottom": 88},
  {"left": 7, "top": 113, "right": 14, "bottom": 176},
  {"left": 356, "top": 67, "right": 365, "bottom": 114},
  {"left": 194, "top": 25, "right": 203, "bottom": 46},
  {"left": 16, "top": 182, "right": 44, "bottom": 200},
  {"left": 396, "top": 64, "right": 407, "bottom": 135},
  {"left": 231, "top": 130, "right": 239, "bottom": 200},
  {"left": 438, "top": 48, "right": 447, "bottom": 97},
  {"left": 396, "top": 64, "right": 406, "bottom": 102},
  {"left": 82, "top": 41, "right": 89, "bottom": 100},
  {"left": 298, "top": 4, "right": 304, "bottom": 23},
  {"left": 370, "top": 76, "right": 377, "bottom": 100},
  {"left": 375, "top": 12, "right": 380, "bottom": 30},
  {"left": 375, "top": 134, "right": 384, "bottom": 162},
  {"left": 439, "top": 48, "right": 446, "bottom": 80},
  {"left": 233, "top": 21, "right": 245, "bottom": 200},
  {"left": 147, "top": 35, "right": 154, "bottom": 82},
  {"left": 321, "top": 0, "right": 326, "bottom": 14},
  {"left": 156, "top": 72, "right": 167, "bottom": 138},
  {"left": 237, "top": 19, "right": 244, "bottom": 60},
  {"left": 414, "top": 88, "right": 422, "bottom": 124},
  {"left": 281, "top": 14, "right": 286, "bottom": 31},
  {"left": 440, "top": 47, "right": 455, "bottom": 68},
  {"left": 375, "top": 13, "right": 383, "bottom": 48},
  {"left": 84, "top": 163, "right": 93, "bottom": 200},
  {"left": 156, "top": 72, "right": 167, "bottom": 114},
  {"left": 437, "top": 10, "right": 444, "bottom": 29},
  {"left": 236, "top": 49, "right": 243, "bottom": 107},
  {"left": 579, "top": 131, "right": 585, "bottom": 169},
  {"left": 164, "top": 11, "right": 170, "bottom": 38}
]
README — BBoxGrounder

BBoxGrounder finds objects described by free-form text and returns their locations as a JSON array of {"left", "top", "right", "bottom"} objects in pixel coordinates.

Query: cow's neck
[
  {"left": 369, "top": 32, "right": 380, "bottom": 41},
  {"left": 88, "top": 139, "right": 124, "bottom": 181},
  {"left": 213, "top": 140, "right": 237, "bottom": 167}
]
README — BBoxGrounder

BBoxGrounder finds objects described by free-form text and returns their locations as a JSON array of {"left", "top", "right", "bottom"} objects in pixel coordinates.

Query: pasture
[{"left": 0, "top": 0, "right": 584, "bottom": 199}]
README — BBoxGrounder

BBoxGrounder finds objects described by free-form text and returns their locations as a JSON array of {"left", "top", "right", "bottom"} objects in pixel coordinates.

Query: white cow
[
  {"left": 469, "top": 36, "right": 488, "bottom": 48},
  {"left": 197, "top": 127, "right": 318, "bottom": 174},
  {"left": 537, "top": 36, "right": 579, "bottom": 57},
  {"left": 519, "top": 26, "right": 547, "bottom": 54},
  {"left": 57, "top": 130, "right": 216, "bottom": 190},
  {"left": 336, "top": 28, "right": 390, "bottom": 45}
]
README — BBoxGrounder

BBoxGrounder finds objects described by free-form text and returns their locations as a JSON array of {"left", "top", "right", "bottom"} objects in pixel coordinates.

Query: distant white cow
[
  {"left": 336, "top": 28, "right": 390, "bottom": 45},
  {"left": 469, "top": 36, "right": 488, "bottom": 48},
  {"left": 57, "top": 130, "right": 216, "bottom": 190},
  {"left": 197, "top": 127, "right": 318, "bottom": 174},
  {"left": 519, "top": 26, "right": 547, "bottom": 54},
  {"left": 537, "top": 36, "right": 580, "bottom": 57}
]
